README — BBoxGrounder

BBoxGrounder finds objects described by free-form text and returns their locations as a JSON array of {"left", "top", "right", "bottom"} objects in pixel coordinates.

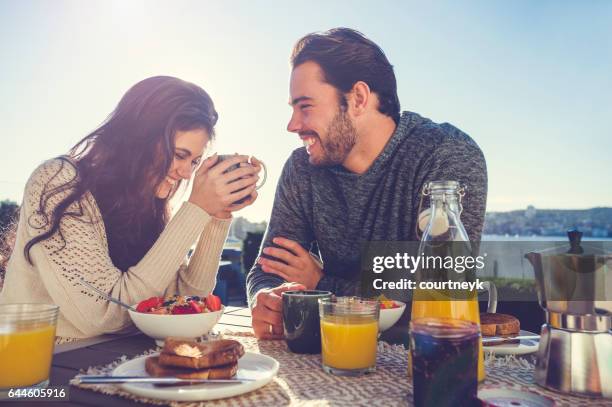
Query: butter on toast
[{"left": 160, "top": 338, "right": 245, "bottom": 369}]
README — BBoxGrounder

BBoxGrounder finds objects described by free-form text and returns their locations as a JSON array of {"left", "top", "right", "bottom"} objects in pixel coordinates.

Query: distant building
[
  {"left": 483, "top": 207, "right": 611, "bottom": 237},
  {"left": 228, "top": 217, "right": 267, "bottom": 240},
  {"left": 525, "top": 205, "right": 537, "bottom": 219},
  {"left": 224, "top": 234, "right": 242, "bottom": 250}
]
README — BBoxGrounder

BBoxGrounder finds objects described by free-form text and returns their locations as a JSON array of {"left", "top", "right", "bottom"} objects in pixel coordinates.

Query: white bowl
[
  {"left": 128, "top": 305, "right": 224, "bottom": 346},
  {"left": 378, "top": 301, "right": 406, "bottom": 332}
]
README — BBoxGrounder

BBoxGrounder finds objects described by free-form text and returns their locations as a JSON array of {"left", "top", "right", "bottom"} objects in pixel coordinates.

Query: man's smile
[{"left": 300, "top": 134, "right": 319, "bottom": 154}]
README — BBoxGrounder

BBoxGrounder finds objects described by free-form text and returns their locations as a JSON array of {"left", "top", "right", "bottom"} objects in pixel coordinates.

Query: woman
[{"left": 0, "top": 76, "right": 261, "bottom": 341}]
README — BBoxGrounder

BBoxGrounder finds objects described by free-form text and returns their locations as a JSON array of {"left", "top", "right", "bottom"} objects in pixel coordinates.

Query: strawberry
[
  {"left": 136, "top": 296, "right": 163, "bottom": 313},
  {"left": 136, "top": 302, "right": 149, "bottom": 313},
  {"left": 188, "top": 300, "right": 202, "bottom": 313},
  {"left": 206, "top": 294, "right": 222, "bottom": 312},
  {"left": 380, "top": 299, "right": 400, "bottom": 310},
  {"left": 171, "top": 305, "right": 197, "bottom": 315}
]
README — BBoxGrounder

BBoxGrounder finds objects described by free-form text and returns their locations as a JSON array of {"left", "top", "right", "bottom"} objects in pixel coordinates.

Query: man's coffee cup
[
  {"left": 282, "top": 290, "right": 332, "bottom": 354},
  {"left": 216, "top": 154, "right": 267, "bottom": 204}
]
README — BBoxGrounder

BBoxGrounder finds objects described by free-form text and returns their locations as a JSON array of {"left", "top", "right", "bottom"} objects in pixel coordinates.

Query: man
[{"left": 247, "top": 28, "right": 487, "bottom": 339}]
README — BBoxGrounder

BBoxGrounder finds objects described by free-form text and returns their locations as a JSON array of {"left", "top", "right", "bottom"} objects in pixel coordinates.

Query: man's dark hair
[{"left": 291, "top": 28, "right": 401, "bottom": 124}]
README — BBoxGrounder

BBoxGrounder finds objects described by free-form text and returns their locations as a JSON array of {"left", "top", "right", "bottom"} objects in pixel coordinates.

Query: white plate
[
  {"left": 112, "top": 352, "right": 279, "bottom": 401},
  {"left": 483, "top": 330, "right": 540, "bottom": 355},
  {"left": 478, "top": 389, "right": 555, "bottom": 407}
]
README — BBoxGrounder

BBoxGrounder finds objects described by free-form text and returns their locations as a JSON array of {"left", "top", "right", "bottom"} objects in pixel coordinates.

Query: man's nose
[{"left": 286, "top": 112, "right": 302, "bottom": 133}]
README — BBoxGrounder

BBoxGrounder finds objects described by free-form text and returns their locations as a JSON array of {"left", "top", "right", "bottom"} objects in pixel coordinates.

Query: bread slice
[
  {"left": 145, "top": 356, "right": 238, "bottom": 380},
  {"left": 160, "top": 338, "right": 245, "bottom": 369},
  {"left": 480, "top": 313, "right": 520, "bottom": 336}
]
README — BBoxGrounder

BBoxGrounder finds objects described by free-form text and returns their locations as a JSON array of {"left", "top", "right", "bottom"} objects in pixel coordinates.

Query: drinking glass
[
  {"left": 0, "top": 304, "right": 59, "bottom": 398},
  {"left": 410, "top": 317, "right": 480, "bottom": 407},
  {"left": 319, "top": 297, "right": 379, "bottom": 376}
]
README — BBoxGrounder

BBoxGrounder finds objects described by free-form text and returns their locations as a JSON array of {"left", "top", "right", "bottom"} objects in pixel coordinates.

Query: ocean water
[{"left": 483, "top": 234, "right": 612, "bottom": 242}]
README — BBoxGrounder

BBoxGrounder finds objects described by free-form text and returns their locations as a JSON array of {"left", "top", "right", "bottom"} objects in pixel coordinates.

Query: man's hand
[
  {"left": 258, "top": 237, "right": 323, "bottom": 290},
  {"left": 251, "top": 282, "right": 305, "bottom": 339}
]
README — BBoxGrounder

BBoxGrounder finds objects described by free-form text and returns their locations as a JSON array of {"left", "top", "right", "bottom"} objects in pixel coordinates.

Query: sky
[{"left": 1, "top": 0, "right": 611, "bottom": 222}]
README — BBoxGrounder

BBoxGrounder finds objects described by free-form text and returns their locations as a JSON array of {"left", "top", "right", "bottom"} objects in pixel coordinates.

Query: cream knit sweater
[{"left": 0, "top": 159, "right": 232, "bottom": 339}]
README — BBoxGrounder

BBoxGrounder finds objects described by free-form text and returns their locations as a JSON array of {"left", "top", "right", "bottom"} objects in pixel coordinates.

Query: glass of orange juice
[
  {"left": 319, "top": 297, "right": 379, "bottom": 376},
  {"left": 0, "top": 304, "right": 59, "bottom": 398}
]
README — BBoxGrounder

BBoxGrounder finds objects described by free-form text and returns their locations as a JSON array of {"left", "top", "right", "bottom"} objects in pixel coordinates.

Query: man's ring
[{"left": 268, "top": 324, "right": 273, "bottom": 334}]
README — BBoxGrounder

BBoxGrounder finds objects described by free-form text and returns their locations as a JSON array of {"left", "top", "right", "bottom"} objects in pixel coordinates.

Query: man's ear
[{"left": 347, "top": 81, "right": 371, "bottom": 116}]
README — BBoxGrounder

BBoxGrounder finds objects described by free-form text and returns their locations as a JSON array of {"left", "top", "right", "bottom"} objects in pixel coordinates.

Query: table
[
  {"left": 49, "top": 306, "right": 253, "bottom": 407},
  {"left": 49, "top": 306, "right": 408, "bottom": 406},
  {"left": 47, "top": 308, "right": 608, "bottom": 407}
]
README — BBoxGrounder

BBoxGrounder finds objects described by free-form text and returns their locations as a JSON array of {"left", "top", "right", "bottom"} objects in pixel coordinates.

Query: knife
[
  {"left": 75, "top": 375, "right": 254, "bottom": 384},
  {"left": 482, "top": 335, "right": 540, "bottom": 345}
]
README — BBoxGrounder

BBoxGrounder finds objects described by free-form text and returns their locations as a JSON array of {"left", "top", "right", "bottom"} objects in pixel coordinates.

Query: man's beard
[{"left": 310, "top": 109, "right": 357, "bottom": 166}]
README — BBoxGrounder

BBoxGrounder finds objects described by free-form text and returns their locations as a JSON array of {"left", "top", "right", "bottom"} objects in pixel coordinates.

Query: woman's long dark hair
[{"left": 24, "top": 76, "right": 218, "bottom": 271}]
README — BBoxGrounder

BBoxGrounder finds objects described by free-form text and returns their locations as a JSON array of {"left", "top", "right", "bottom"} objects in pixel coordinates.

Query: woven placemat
[{"left": 71, "top": 332, "right": 610, "bottom": 406}]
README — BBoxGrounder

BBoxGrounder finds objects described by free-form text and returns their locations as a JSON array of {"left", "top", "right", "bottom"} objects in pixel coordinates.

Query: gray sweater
[{"left": 246, "top": 111, "right": 487, "bottom": 302}]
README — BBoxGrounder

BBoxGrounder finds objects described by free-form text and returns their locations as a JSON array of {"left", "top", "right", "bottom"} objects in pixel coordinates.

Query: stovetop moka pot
[{"left": 525, "top": 230, "right": 611, "bottom": 399}]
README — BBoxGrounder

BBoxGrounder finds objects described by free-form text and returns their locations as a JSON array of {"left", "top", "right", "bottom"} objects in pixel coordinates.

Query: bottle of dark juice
[{"left": 410, "top": 317, "right": 480, "bottom": 407}]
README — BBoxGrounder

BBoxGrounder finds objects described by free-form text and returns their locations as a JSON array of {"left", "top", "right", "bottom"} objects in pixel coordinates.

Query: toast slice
[
  {"left": 145, "top": 356, "right": 238, "bottom": 379},
  {"left": 480, "top": 313, "right": 520, "bottom": 337},
  {"left": 160, "top": 338, "right": 245, "bottom": 369}
]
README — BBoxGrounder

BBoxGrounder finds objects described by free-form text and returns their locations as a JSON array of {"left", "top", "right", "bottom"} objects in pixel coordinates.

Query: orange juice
[
  {"left": 320, "top": 315, "right": 378, "bottom": 370},
  {"left": 0, "top": 325, "right": 56, "bottom": 388},
  {"left": 410, "top": 289, "right": 485, "bottom": 381}
]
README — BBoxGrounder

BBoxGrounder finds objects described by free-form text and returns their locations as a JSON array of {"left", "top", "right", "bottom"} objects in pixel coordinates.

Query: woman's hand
[
  {"left": 188, "top": 154, "right": 259, "bottom": 218},
  {"left": 216, "top": 155, "right": 263, "bottom": 217}
]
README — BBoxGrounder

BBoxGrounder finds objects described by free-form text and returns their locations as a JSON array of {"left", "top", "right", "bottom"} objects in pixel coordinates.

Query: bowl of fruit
[
  {"left": 378, "top": 296, "right": 406, "bottom": 332},
  {"left": 128, "top": 294, "right": 224, "bottom": 345}
]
